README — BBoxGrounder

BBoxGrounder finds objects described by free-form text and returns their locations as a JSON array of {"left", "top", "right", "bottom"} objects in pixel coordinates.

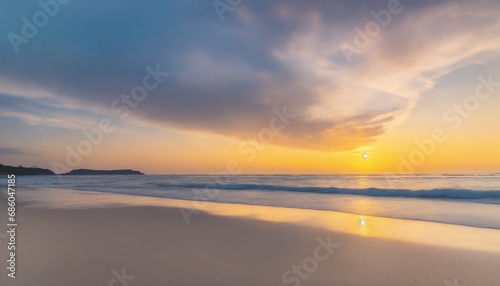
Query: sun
[{"left": 362, "top": 152, "right": 368, "bottom": 160}]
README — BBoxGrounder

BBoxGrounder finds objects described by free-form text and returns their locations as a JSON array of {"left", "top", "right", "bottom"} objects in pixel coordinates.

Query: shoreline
[
  {"left": 0, "top": 202, "right": 499, "bottom": 285},
  {"left": 16, "top": 187, "right": 500, "bottom": 253}
]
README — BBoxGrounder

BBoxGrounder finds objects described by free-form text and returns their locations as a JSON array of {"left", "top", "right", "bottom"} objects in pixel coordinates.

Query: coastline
[{"left": 0, "top": 188, "right": 499, "bottom": 285}]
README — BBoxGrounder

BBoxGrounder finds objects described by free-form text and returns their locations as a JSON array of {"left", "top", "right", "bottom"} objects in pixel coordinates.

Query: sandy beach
[
  {"left": 2, "top": 0, "right": 500, "bottom": 284},
  {"left": 1, "top": 189, "right": 500, "bottom": 286}
]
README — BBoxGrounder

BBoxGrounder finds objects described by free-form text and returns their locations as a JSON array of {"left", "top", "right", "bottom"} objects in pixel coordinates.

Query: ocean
[{"left": 7, "top": 174, "right": 500, "bottom": 229}]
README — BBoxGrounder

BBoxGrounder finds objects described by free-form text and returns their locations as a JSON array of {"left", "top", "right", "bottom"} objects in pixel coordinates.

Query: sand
[{"left": 0, "top": 189, "right": 499, "bottom": 286}]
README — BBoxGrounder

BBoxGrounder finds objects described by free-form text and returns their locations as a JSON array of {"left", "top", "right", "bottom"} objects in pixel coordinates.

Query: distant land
[
  {"left": 0, "top": 164, "right": 144, "bottom": 176},
  {"left": 0, "top": 164, "right": 55, "bottom": 176}
]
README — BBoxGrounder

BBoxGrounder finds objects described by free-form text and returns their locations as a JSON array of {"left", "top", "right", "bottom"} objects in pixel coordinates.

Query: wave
[{"left": 155, "top": 183, "right": 500, "bottom": 200}]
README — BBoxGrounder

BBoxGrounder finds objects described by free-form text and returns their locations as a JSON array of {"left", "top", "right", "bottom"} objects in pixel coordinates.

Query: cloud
[
  {"left": 0, "top": 0, "right": 499, "bottom": 151},
  {"left": 0, "top": 147, "right": 36, "bottom": 157},
  {"left": 0, "top": 93, "right": 105, "bottom": 129}
]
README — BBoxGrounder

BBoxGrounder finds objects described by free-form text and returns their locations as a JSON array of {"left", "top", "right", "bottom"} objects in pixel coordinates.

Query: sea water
[{"left": 7, "top": 174, "right": 500, "bottom": 229}]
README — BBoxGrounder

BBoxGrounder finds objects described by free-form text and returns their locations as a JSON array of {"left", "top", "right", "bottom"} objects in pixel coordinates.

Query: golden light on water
[{"left": 359, "top": 215, "right": 366, "bottom": 227}]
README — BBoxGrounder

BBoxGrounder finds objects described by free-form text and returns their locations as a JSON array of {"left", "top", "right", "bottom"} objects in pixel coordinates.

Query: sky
[{"left": 0, "top": 0, "right": 499, "bottom": 174}]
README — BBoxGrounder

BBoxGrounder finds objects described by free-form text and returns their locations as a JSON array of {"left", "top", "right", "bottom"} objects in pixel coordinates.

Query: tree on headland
[{"left": 0, "top": 164, "right": 55, "bottom": 176}]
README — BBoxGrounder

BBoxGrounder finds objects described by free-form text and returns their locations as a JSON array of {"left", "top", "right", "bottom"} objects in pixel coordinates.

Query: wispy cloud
[
  {"left": 0, "top": 93, "right": 105, "bottom": 129},
  {"left": 0, "top": 0, "right": 499, "bottom": 151},
  {"left": 0, "top": 147, "right": 36, "bottom": 157}
]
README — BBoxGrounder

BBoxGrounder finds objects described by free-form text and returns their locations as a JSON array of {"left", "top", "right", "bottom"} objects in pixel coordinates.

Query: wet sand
[{"left": 0, "top": 190, "right": 499, "bottom": 285}]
